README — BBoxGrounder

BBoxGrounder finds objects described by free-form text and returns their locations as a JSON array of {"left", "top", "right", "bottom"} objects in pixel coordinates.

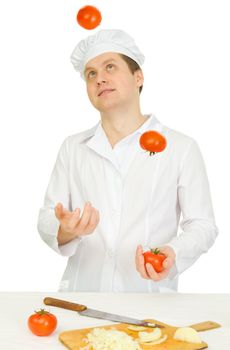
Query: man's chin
[{"left": 94, "top": 102, "right": 119, "bottom": 113}]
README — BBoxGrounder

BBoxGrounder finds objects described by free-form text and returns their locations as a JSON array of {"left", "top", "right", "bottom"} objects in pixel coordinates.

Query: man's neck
[{"left": 100, "top": 110, "right": 148, "bottom": 148}]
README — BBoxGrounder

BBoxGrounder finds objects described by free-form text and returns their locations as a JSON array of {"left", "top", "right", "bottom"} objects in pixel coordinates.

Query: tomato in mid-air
[
  {"left": 139, "top": 130, "right": 167, "bottom": 156},
  {"left": 28, "top": 309, "right": 57, "bottom": 336},
  {"left": 77, "top": 6, "right": 102, "bottom": 30},
  {"left": 143, "top": 248, "right": 166, "bottom": 273}
]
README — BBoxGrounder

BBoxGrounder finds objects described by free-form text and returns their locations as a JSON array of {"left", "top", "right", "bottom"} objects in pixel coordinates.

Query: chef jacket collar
[{"left": 81, "top": 114, "right": 162, "bottom": 168}]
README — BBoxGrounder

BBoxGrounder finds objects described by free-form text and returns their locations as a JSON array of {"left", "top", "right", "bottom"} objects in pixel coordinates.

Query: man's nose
[
  {"left": 97, "top": 79, "right": 106, "bottom": 86},
  {"left": 96, "top": 71, "right": 107, "bottom": 85}
]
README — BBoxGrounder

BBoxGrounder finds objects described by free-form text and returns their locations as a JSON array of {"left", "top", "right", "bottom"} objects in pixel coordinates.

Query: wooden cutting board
[{"left": 59, "top": 319, "right": 220, "bottom": 350}]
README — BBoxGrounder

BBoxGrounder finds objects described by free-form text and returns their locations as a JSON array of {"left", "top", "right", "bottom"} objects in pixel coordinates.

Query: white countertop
[{"left": 0, "top": 292, "right": 229, "bottom": 349}]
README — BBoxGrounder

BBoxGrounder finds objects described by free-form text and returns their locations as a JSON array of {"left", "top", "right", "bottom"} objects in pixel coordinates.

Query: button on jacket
[{"left": 37, "top": 115, "right": 218, "bottom": 292}]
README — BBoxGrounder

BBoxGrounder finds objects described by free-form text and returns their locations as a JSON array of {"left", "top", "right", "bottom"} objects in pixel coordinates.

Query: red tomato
[
  {"left": 143, "top": 248, "right": 166, "bottom": 273},
  {"left": 139, "top": 130, "right": 167, "bottom": 156},
  {"left": 77, "top": 6, "right": 102, "bottom": 30},
  {"left": 28, "top": 309, "right": 57, "bottom": 336}
]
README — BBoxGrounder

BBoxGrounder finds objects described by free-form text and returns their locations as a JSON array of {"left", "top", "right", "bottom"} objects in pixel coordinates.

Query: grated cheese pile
[{"left": 80, "top": 328, "right": 141, "bottom": 350}]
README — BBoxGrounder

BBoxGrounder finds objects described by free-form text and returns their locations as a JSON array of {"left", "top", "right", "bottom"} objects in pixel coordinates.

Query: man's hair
[{"left": 119, "top": 54, "right": 143, "bottom": 94}]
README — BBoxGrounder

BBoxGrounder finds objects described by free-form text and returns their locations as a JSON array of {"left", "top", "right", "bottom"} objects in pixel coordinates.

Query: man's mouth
[{"left": 98, "top": 89, "right": 116, "bottom": 97}]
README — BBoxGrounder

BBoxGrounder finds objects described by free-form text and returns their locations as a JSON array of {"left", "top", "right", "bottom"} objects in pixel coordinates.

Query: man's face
[{"left": 84, "top": 52, "right": 144, "bottom": 113}]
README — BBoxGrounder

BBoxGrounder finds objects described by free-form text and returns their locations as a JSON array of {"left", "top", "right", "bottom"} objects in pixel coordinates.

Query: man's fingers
[
  {"left": 135, "top": 245, "right": 150, "bottom": 279},
  {"left": 145, "top": 263, "right": 163, "bottom": 281},
  {"left": 87, "top": 208, "right": 99, "bottom": 230},
  {"left": 135, "top": 245, "right": 172, "bottom": 281},
  {"left": 144, "top": 262, "right": 170, "bottom": 281},
  {"left": 55, "top": 202, "right": 64, "bottom": 220},
  {"left": 135, "top": 245, "right": 143, "bottom": 270},
  {"left": 77, "top": 202, "right": 93, "bottom": 229},
  {"left": 96, "top": 210, "right": 100, "bottom": 223},
  {"left": 55, "top": 201, "right": 100, "bottom": 237},
  {"left": 163, "top": 257, "right": 173, "bottom": 269},
  {"left": 68, "top": 208, "right": 81, "bottom": 229}
]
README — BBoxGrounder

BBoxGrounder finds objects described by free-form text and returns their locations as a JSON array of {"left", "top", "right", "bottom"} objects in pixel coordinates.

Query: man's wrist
[{"left": 57, "top": 226, "right": 78, "bottom": 245}]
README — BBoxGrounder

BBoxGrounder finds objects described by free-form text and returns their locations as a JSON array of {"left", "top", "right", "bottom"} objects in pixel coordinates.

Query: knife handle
[{"left": 44, "top": 297, "right": 87, "bottom": 312}]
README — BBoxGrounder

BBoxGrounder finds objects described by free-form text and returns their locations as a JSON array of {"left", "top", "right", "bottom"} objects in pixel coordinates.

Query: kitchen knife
[{"left": 44, "top": 297, "right": 163, "bottom": 328}]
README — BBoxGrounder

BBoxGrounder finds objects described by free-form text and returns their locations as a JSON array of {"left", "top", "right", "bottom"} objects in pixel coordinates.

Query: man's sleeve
[
  {"left": 167, "top": 140, "right": 218, "bottom": 277},
  {"left": 37, "top": 137, "right": 81, "bottom": 257}
]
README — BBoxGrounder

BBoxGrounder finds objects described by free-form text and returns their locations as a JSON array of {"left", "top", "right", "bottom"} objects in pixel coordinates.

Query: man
[{"left": 38, "top": 29, "right": 218, "bottom": 292}]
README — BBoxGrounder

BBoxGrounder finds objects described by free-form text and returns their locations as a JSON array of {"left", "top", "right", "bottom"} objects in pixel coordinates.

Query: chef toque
[{"left": 70, "top": 29, "right": 145, "bottom": 79}]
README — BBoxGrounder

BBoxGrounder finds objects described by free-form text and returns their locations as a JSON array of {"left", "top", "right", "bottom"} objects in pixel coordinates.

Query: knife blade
[{"left": 44, "top": 297, "right": 163, "bottom": 328}]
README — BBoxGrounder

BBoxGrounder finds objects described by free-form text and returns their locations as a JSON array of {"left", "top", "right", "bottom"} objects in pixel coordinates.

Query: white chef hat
[{"left": 70, "top": 29, "right": 145, "bottom": 78}]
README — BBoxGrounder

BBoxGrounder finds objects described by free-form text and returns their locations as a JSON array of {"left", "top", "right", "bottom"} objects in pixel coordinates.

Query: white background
[{"left": 0, "top": 0, "right": 229, "bottom": 292}]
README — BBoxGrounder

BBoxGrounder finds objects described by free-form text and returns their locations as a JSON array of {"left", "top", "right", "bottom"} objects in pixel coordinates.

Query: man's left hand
[{"left": 135, "top": 245, "right": 176, "bottom": 281}]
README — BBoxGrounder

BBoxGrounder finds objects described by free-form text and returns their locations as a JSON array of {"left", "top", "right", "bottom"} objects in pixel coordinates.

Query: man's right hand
[{"left": 55, "top": 202, "right": 100, "bottom": 245}]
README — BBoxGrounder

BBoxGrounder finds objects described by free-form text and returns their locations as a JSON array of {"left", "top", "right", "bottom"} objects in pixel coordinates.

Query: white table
[{"left": 0, "top": 292, "right": 229, "bottom": 349}]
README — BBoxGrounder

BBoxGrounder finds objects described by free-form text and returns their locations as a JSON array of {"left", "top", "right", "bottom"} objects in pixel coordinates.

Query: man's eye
[
  {"left": 88, "top": 71, "right": 96, "bottom": 79},
  {"left": 107, "top": 64, "right": 114, "bottom": 71}
]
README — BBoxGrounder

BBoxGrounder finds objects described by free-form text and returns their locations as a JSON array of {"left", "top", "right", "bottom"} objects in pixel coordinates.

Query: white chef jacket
[{"left": 37, "top": 114, "right": 218, "bottom": 292}]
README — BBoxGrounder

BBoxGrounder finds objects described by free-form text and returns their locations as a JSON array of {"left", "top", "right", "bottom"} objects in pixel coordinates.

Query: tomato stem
[
  {"left": 149, "top": 152, "right": 156, "bottom": 156},
  {"left": 150, "top": 248, "right": 161, "bottom": 255},
  {"left": 35, "top": 308, "right": 49, "bottom": 315}
]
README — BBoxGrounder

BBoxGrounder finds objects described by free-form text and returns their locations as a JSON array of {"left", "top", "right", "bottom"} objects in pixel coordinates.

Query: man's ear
[{"left": 135, "top": 69, "right": 144, "bottom": 88}]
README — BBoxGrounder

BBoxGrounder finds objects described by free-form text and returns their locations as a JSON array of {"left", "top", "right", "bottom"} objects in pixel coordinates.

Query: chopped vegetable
[
  {"left": 140, "top": 334, "right": 168, "bottom": 345},
  {"left": 173, "top": 327, "right": 202, "bottom": 343},
  {"left": 80, "top": 328, "right": 141, "bottom": 350},
  {"left": 138, "top": 328, "right": 162, "bottom": 342}
]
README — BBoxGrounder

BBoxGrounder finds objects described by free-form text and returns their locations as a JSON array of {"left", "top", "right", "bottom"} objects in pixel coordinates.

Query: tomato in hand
[
  {"left": 143, "top": 248, "right": 166, "bottom": 273},
  {"left": 139, "top": 130, "right": 167, "bottom": 156},
  {"left": 76, "top": 6, "right": 102, "bottom": 30},
  {"left": 28, "top": 309, "right": 57, "bottom": 336}
]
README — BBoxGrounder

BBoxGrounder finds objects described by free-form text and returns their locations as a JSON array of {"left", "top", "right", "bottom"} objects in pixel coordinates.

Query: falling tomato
[
  {"left": 139, "top": 130, "right": 167, "bottom": 156},
  {"left": 76, "top": 6, "right": 102, "bottom": 30}
]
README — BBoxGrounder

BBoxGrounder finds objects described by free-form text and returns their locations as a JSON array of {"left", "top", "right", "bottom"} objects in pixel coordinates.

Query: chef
[{"left": 37, "top": 29, "right": 218, "bottom": 292}]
